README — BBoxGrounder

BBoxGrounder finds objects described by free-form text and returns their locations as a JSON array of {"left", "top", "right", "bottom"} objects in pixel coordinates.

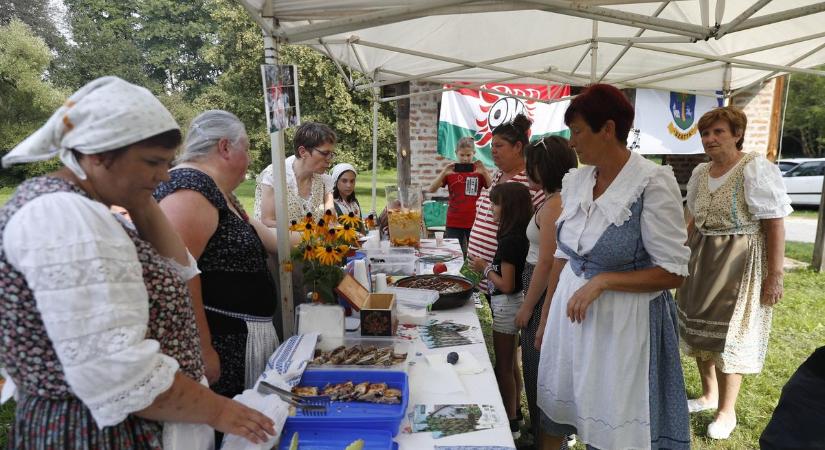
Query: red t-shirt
[{"left": 442, "top": 172, "right": 488, "bottom": 229}]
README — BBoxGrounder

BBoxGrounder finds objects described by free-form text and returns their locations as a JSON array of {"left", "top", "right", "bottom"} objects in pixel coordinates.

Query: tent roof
[{"left": 239, "top": 1, "right": 825, "bottom": 98}]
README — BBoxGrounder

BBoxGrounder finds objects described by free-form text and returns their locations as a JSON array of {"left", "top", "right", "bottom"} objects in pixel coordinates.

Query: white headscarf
[
  {"left": 1, "top": 76, "right": 179, "bottom": 179},
  {"left": 331, "top": 163, "right": 357, "bottom": 186}
]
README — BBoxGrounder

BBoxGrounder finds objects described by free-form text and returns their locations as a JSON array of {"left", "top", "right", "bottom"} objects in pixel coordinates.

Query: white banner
[{"left": 633, "top": 89, "right": 723, "bottom": 155}]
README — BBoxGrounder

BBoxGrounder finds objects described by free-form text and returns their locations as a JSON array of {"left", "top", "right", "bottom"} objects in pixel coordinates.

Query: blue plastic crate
[
  {"left": 286, "top": 369, "right": 408, "bottom": 436},
  {"left": 278, "top": 422, "right": 396, "bottom": 450}
]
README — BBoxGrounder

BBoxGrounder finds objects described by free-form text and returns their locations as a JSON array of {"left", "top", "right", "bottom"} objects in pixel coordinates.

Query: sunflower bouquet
[{"left": 290, "top": 210, "right": 363, "bottom": 304}]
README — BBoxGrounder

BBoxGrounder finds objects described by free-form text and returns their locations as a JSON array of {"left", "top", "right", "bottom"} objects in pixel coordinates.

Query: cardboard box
[{"left": 335, "top": 274, "right": 397, "bottom": 336}]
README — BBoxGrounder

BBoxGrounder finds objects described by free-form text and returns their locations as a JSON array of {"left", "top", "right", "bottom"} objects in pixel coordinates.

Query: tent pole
[
  {"left": 608, "top": 43, "right": 825, "bottom": 79},
  {"left": 591, "top": 20, "right": 598, "bottom": 83},
  {"left": 353, "top": 39, "right": 590, "bottom": 85},
  {"left": 723, "top": 62, "right": 732, "bottom": 105},
  {"left": 699, "top": 0, "right": 709, "bottom": 27},
  {"left": 721, "top": 3, "right": 825, "bottom": 35},
  {"left": 263, "top": 31, "right": 295, "bottom": 337},
  {"left": 715, "top": 0, "right": 772, "bottom": 38},
  {"left": 351, "top": 39, "right": 591, "bottom": 91},
  {"left": 371, "top": 87, "right": 379, "bottom": 216},
  {"left": 609, "top": 30, "right": 825, "bottom": 85},
  {"left": 599, "top": 0, "right": 673, "bottom": 82},
  {"left": 729, "top": 41, "right": 825, "bottom": 98}
]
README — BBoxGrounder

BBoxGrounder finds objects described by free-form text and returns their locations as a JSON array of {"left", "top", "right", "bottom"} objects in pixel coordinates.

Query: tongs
[{"left": 256, "top": 381, "right": 329, "bottom": 416}]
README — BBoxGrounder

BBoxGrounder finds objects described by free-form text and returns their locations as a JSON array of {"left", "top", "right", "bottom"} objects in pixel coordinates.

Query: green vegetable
[
  {"left": 288, "top": 432, "right": 299, "bottom": 450},
  {"left": 344, "top": 438, "right": 364, "bottom": 450}
]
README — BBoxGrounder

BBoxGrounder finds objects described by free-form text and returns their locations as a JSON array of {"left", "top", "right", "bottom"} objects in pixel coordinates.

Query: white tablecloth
[{"left": 396, "top": 238, "right": 515, "bottom": 449}]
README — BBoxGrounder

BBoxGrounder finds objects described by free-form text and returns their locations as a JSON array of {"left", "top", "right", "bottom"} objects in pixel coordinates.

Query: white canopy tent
[{"left": 237, "top": 0, "right": 825, "bottom": 335}]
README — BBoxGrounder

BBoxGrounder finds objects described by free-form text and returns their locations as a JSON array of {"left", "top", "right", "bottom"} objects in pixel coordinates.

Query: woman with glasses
[{"left": 254, "top": 121, "right": 336, "bottom": 225}]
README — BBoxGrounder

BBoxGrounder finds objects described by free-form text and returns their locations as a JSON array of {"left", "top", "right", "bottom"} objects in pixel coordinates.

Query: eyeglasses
[{"left": 310, "top": 147, "right": 337, "bottom": 160}]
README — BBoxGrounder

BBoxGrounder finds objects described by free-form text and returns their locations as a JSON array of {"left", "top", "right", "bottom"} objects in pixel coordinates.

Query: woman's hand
[
  {"left": 209, "top": 397, "right": 276, "bottom": 444},
  {"left": 515, "top": 303, "right": 533, "bottom": 329},
  {"left": 566, "top": 276, "right": 606, "bottom": 323},
  {"left": 469, "top": 255, "right": 487, "bottom": 273},
  {"left": 202, "top": 345, "right": 221, "bottom": 385},
  {"left": 761, "top": 272, "right": 784, "bottom": 306}
]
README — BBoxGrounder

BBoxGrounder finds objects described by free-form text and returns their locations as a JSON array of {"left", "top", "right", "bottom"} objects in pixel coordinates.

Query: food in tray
[
  {"left": 344, "top": 439, "right": 365, "bottom": 450},
  {"left": 292, "top": 386, "right": 319, "bottom": 397},
  {"left": 310, "top": 344, "right": 407, "bottom": 367},
  {"left": 292, "top": 381, "right": 402, "bottom": 404},
  {"left": 397, "top": 275, "right": 469, "bottom": 294}
]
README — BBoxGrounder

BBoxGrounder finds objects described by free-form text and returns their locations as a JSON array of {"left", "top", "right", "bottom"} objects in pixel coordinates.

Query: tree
[
  {"left": 0, "top": 20, "right": 66, "bottom": 184},
  {"left": 783, "top": 72, "right": 825, "bottom": 157},
  {"left": 0, "top": 0, "right": 66, "bottom": 51},
  {"left": 195, "top": 0, "right": 397, "bottom": 175}
]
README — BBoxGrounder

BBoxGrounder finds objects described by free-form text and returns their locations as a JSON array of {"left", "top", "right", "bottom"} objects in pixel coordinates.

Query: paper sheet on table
[
  {"left": 418, "top": 361, "right": 465, "bottom": 394},
  {"left": 425, "top": 352, "right": 484, "bottom": 375}
]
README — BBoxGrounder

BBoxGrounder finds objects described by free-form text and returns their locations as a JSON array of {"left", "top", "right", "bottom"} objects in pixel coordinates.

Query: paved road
[{"left": 786, "top": 217, "right": 817, "bottom": 243}]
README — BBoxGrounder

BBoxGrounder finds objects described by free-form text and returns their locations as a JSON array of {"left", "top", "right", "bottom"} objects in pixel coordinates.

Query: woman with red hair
[{"left": 534, "top": 84, "right": 691, "bottom": 449}]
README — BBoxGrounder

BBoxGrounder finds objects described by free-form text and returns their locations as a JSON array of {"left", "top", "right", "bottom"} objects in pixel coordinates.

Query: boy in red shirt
[{"left": 427, "top": 137, "right": 492, "bottom": 254}]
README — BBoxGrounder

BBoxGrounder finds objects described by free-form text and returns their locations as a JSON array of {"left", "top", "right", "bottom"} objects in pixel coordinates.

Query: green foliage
[
  {"left": 783, "top": 72, "right": 825, "bottom": 157},
  {"left": 0, "top": 0, "right": 66, "bottom": 51},
  {"left": 195, "top": 0, "right": 396, "bottom": 175},
  {"left": 0, "top": 20, "right": 66, "bottom": 185}
]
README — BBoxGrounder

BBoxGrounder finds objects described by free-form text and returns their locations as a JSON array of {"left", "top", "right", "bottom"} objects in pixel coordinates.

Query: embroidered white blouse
[
  {"left": 2, "top": 192, "right": 196, "bottom": 428},
  {"left": 554, "top": 151, "right": 690, "bottom": 276},
  {"left": 686, "top": 154, "right": 792, "bottom": 220}
]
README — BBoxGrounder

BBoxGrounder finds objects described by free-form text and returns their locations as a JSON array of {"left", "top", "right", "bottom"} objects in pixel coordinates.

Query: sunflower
[
  {"left": 302, "top": 244, "right": 315, "bottom": 261},
  {"left": 315, "top": 245, "right": 337, "bottom": 265},
  {"left": 315, "top": 219, "right": 329, "bottom": 238},
  {"left": 364, "top": 214, "right": 376, "bottom": 230},
  {"left": 289, "top": 220, "right": 302, "bottom": 232},
  {"left": 301, "top": 222, "right": 315, "bottom": 241},
  {"left": 333, "top": 245, "right": 350, "bottom": 264},
  {"left": 339, "top": 211, "right": 361, "bottom": 228},
  {"left": 325, "top": 228, "right": 339, "bottom": 244},
  {"left": 323, "top": 209, "right": 336, "bottom": 225},
  {"left": 302, "top": 212, "right": 314, "bottom": 224},
  {"left": 339, "top": 223, "right": 358, "bottom": 243}
]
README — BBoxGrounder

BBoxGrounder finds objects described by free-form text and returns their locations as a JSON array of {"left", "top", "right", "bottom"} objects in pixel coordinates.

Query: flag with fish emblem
[{"left": 437, "top": 84, "right": 570, "bottom": 166}]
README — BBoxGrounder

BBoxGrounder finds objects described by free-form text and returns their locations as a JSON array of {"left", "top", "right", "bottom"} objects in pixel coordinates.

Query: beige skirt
[{"left": 676, "top": 230, "right": 773, "bottom": 374}]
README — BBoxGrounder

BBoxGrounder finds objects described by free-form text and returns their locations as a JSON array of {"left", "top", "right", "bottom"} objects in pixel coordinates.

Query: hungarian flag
[{"left": 437, "top": 84, "right": 571, "bottom": 166}]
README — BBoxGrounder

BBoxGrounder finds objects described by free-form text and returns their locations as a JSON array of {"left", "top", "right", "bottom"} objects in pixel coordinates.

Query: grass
[
  {"left": 2, "top": 175, "right": 824, "bottom": 448},
  {"left": 790, "top": 206, "right": 820, "bottom": 219},
  {"left": 473, "top": 242, "right": 825, "bottom": 450},
  {"left": 0, "top": 169, "right": 400, "bottom": 215}
]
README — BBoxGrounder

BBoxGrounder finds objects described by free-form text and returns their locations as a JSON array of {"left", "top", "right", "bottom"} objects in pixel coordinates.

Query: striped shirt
[{"left": 468, "top": 169, "right": 545, "bottom": 289}]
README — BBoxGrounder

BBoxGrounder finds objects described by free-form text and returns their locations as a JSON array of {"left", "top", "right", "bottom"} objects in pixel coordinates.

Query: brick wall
[
  {"left": 406, "top": 79, "right": 782, "bottom": 189},
  {"left": 408, "top": 81, "right": 445, "bottom": 189}
]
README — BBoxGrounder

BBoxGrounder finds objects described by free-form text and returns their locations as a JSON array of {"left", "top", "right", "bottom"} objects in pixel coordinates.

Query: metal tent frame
[{"left": 239, "top": 0, "right": 825, "bottom": 335}]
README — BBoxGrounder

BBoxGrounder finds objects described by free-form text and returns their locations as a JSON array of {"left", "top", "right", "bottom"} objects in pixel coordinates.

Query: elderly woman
[
  {"left": 677, "top": 106, "right": 791, "bottom": 440},
  {"left": 0, "top": 77, "right": 274, "bottom": 448},
  {"left": 517, "top": 135, "right": 578, "bottom": 443},
  {"left": 535, "top": 84, "right": 691, "bottom": 450},
  {"left": 155, "top": 110, "right": 281, "bottom": 403},
  {"left": 254, "top": 121, "right": 335, "bottom": 225}
]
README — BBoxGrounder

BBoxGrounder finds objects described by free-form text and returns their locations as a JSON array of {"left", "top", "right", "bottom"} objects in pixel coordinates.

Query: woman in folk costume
[
  {"left": 0, "top": 77, "right": 274, "bottom": 448},
  {"left": 155, "top": 110, "right": 281, "bottom": 404},
  {"left": 677, "top": 106, "right": 791, "bottom": 440},
  {"left": 534, "top": 84, "right": 691, "bottom": 450}
]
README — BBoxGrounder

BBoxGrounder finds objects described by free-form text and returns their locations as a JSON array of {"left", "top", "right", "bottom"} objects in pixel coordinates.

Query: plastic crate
[
  {"left": 286, "top": 369, "right": 409, "bottom": 436},
  {"left": 278, "top": 421, "right": 396, "bottom": 450}
]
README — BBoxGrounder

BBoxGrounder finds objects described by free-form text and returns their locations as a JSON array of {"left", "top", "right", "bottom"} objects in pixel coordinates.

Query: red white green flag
[{"left": 437, "top": 84, "right": 571, "bottom": 166}]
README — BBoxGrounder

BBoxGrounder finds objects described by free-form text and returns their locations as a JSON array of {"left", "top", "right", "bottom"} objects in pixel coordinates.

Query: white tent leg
[
  {"left": 371, "top": 89, "right": 379, "bottom": 215},
  {"left": 591, "top": 20, "right": 598, "bottom": 83},
  {"left": 263, "top": 32, "right": 295, "bottom": 338}
]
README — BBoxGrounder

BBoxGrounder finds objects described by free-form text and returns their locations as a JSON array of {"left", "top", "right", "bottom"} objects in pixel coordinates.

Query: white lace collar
[{"left": 559, "top": 152, "right": 659, "bottom": 227}]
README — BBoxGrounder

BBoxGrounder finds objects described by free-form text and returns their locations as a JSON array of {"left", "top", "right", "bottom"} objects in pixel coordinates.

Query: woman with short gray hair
[{"left": 155, "top": 110, "right": 281, "bottom": 409}]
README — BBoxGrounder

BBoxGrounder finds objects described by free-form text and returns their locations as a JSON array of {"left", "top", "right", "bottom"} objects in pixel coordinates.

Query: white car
[
  {"left": 777, "top": 158, "right": 818, "bottom": 174},
  {"left": 782, "top": 159, "right": 825, "bottom": 206}
]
